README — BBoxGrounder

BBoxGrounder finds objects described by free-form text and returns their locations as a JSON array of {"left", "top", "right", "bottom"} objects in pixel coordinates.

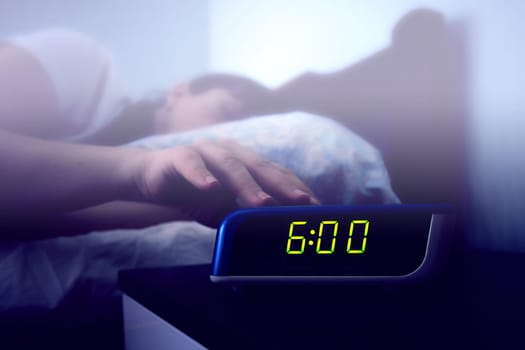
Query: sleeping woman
[
  {"left": 0, "top": 29, "right": 401, "bottom": 316},
  {"left": 0, "top": 29, "right": 398, "bottom": 240},
  {"left": 0, "top": 29, "right": 321, "bottom": 239}
]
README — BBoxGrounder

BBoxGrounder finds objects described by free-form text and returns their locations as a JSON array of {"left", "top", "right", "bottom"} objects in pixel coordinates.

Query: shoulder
[
  {"left": 7, "top": 29, "right": 115, "bottom": 95},
  {"left": 3, "top": 29, "right": 128, "bottom": 141},
  {"left": 8, "top": 29, "right": 111, "bottom": 63}
]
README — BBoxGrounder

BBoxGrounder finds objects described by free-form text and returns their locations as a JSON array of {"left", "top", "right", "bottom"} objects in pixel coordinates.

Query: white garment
[{"left": 7, "top": 29, "right": 129, "bottom": 141}]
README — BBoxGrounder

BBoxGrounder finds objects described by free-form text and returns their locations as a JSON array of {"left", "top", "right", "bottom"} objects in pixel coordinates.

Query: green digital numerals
[{"left": 286, "top": 219, "right": 370, "bottom": 255}]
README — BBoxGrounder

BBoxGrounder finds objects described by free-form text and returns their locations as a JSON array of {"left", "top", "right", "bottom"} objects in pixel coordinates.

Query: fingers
[
  {"left": 167, "top": 146, "right": 220, "bottom": 191},
  {"left": 160, "top": 140, "right": 319, "bottom": 212},
  {"left": 192, "top": 141, "right": 276, "bottom": 207},
  {"left": 219, "top": 140, "right": 320, "bottom": 205},
  {"left": 193, "top": 140, "right": 319, "bottom": 207}
]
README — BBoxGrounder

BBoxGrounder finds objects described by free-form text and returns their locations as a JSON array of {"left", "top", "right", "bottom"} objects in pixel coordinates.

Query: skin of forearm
[
  {"left": 63, "top": 201, "right": 189, "bottom": 232},
  {"left": 0, "top": 129, "right": 143, "bottom": 220},
  {"left": 1, "top": 201, "right": 189, "bottom": 240}
]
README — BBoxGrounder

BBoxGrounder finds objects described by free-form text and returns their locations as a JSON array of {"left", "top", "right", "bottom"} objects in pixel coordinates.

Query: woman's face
[{"left": 155, "top": 84, "right": 247, "bottom": 133}]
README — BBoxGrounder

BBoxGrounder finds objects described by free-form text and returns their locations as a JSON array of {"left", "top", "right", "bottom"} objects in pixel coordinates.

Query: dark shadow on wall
[{"left": 275, "top": 8, "right": 469, "bottom": 208}]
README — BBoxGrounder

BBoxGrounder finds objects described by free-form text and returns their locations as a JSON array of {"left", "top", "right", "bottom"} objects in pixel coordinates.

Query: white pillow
[{"left": 127, "top": 112, "right": 400, "bottom": 205}]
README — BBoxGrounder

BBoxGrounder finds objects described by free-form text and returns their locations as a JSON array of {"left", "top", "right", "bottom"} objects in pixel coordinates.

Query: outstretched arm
[
  {"left": 0, "top": 130, "right": 318, "bottom": 239},
  {"left": 0, "top": 130, "right": 139, "bottom": 217}
]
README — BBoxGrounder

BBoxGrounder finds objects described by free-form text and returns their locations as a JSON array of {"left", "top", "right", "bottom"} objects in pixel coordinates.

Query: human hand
[{"left": 125, "top": 140, "right": 320, "bottom": 227}]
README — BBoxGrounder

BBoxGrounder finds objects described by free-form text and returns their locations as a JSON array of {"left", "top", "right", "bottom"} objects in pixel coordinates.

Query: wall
[
  {"left": 209, "top": 0, "right": 525, "bottom": 251},
  {"left": 0, "top": 0, "right": 209, "bottom": 98},
  {"left": 1, "top": 0, "right": 524, "bottom": 250}
]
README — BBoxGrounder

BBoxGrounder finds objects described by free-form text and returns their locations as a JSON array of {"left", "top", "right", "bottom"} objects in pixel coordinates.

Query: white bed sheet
[
  {"left": 0, "top": 112, "right": 398, "bottom": 312},
  {"left": 0, "top": 221, "right": 215, "bottom": 312}
]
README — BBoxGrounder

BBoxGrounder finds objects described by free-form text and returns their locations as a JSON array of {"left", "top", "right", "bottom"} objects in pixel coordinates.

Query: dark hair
[
  {"left": 188, "top": 73, "right": 285, "bottom": 116},
  {"left": 85, "top": 95, "right": 163, "bottom": 145},
  {"left": 188, "top": 73, "right": 266, "bottom": 93},
  {"left": 86, "top": 73, "right": 284, "bottom": 145}
]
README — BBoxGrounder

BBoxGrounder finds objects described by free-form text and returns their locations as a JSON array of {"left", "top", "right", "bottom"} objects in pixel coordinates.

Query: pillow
[{"left": 126, "top": 112, "right": 400, "bottom": 205}]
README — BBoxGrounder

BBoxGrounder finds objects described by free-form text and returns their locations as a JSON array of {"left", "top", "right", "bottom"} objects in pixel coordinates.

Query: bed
[
  {"left": 0, "top": 112, "right": 401, "bottom": 350},
  {"left": 0, "top": 112, "right": 399, "bottom": 314}
]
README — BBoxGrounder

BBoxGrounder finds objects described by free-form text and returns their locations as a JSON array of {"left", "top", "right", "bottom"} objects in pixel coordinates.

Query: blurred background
[{"left": 1, "top": 0, "right": 524, "bottom": 251}]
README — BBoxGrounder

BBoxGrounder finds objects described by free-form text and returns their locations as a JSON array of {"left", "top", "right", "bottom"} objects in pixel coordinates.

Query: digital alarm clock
[{"left": 210, "top": 204, "right": 454, "bottom": 283}]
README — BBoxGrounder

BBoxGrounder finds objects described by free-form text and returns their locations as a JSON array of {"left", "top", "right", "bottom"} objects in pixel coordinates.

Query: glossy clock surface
[{"left": 210, "top": 204, "right": 454, "bottom": 283}]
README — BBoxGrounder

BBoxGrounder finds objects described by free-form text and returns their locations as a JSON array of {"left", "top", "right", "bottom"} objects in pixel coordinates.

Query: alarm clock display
[{"left": 210, "top": 204, "right": 454, "bottom": 283}]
